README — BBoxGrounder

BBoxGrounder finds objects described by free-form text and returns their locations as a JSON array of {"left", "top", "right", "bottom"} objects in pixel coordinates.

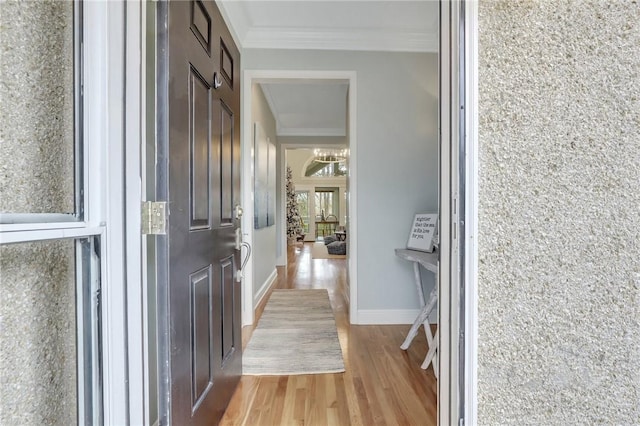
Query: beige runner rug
[{"left": 242, "top": 289, "right": 345, "bottom": 375}]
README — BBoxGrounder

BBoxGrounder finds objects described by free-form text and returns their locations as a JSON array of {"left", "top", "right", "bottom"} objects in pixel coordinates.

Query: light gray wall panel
[
  {"left": 251, "top": 84, "right": 278, "bottom": 295},
  {"left": 478, "top": 1, "right": 640, "bottom": 423}
]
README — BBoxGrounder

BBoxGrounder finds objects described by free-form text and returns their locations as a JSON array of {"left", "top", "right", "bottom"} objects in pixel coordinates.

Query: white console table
[{"left": 395, "top": 248, "right": 438, "bottom": 376}]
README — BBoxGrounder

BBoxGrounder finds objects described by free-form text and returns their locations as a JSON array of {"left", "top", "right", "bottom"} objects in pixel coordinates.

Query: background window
[
  {"left": 315, "top": 188, "right": 339, "bottom": 218},
  {"left": 295, "top": 191, "right": 309, "bottom": 233}
]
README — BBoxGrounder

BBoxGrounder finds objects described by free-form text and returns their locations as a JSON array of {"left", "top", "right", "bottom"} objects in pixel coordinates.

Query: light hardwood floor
[{"left": 220, "top": 242, "right": 437, "bottom": 426}]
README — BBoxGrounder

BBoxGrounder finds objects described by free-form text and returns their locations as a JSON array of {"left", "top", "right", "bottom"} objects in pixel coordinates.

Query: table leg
[
  {"left": 413, "top": 262, "right": 425, "bottom": 307},
  {"left": 422, "top": 328, "right": 439, "bottom": 378},
  {"left": 400, "top": 287, "right": 437, "bottom": 350}
]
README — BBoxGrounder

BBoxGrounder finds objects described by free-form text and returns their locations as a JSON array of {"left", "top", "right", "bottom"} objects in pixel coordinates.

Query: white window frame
[
  {"left": 0, "top": 1, "right": 145, "bottom": 424},
  {"left": 438, "top": 1, "right": 479, "bottom": 425},
  {"left": 463, "top": 2, "right": 479, "bottom": 423}
]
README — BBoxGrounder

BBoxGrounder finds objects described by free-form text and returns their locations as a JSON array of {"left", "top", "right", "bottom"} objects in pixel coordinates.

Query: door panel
[
  {"left": 218, "top": 101, "right": 234, "bottom": 225},
  {"left": 190, "top": 266, "right": 213, "bottom": 408},
  {"left": 219, "top": 41, "right": 234, "bottom": 87},
  {"left": 189, "top": 68, "right": 211, "bottom": 230},
  {"left": 157, "top": 1, "right": 242, "bottom": 424},
  {"left": 220, "top": 256, "right": 235, "bottom": 363},
  {"left": 190, "top": 0, "right": 211, "bottom": 54}
]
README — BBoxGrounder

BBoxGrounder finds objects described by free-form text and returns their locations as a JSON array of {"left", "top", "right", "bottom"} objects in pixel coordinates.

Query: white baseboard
[
  {"left": 356, "top": 309, "right": 437, "bottom": 325},
  {"left": 276, "top": 254, "right": 286, "bottom": 266},
  {"left": 254, "top": 268, "right": 278, "bottom": 308}
]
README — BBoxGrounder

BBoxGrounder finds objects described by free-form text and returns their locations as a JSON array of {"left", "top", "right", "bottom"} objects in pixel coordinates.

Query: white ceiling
[
  {"left": 219, "top": 1, "right": 439, "bottom": 53},
  {"left": 222, "top": 1, "right": 438, "bottom": 137},
  {"left": 260, "top": 81, "right": 348, "bottom": 136}
]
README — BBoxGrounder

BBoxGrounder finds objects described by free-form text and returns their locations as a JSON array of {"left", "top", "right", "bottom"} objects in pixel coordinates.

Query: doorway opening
[
  {"left": 287, "top": 150, "right": 348, "bottom": 243},
  {"left": 241, "top": 71, "right": 358, "bottom": 327}
]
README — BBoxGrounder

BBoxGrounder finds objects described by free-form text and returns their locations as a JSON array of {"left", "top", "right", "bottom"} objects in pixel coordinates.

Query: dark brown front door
[{"left": 157, "top": 1, "right": 242, "bottom": 424}]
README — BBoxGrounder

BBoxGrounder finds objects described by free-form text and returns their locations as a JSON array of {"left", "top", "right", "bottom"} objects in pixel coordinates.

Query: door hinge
[{"left": 142, "top": 201, "right": 167, "bottom": 235}]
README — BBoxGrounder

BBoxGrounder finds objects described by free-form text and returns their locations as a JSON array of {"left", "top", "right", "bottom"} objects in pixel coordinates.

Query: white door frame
[
  {"left": 113, "top": 2, "right": 482, "bottom": 424},
  {"left": 439, "top": 1, "right": 479, "bottom": 425},
  {"left": 463, "top": 2, "right": 479, "bottom": 423},
  {"left": 241, "top": 70, "right": 358, "bottom": 326}
]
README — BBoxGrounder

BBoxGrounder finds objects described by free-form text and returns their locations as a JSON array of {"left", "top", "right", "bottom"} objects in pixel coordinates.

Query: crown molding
[
  {"left": 243, "top": 27, "right": 438, "bottom": 53},
  {"left": 259, "top": 83, "right": 280, "bottom": 127}
]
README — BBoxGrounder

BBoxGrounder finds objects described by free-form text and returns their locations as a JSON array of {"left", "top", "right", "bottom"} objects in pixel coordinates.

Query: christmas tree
[{"left": 286, "top": 166, "right": 303, "bottom": 241}]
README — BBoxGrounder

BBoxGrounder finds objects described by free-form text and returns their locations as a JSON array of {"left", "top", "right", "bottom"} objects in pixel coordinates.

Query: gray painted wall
[
  {"left": 478, "top": 1, "right": 640, "bottom": 423},
  {"left": 251, "top": 83, "right": 278, "bottom": 296},
  {"left": 244, "top": 49, "right": 439, "bottom": 316}
]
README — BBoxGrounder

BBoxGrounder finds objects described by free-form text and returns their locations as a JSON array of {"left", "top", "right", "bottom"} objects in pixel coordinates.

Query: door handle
[
  {"left": 240, "top": 242, "right": 251, "bottom": 271},
  {"left": 235, "top": 242, "right": 251, "bottom": 282}
]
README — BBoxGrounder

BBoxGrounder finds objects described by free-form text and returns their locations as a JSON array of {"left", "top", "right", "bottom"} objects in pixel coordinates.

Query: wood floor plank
[
  {"left": 293, "top": 382, "right": 306, "bottom": 423},
  {"left": 333, "top": 372, "right": 357, "bottom": 426},
  {"left": 279, "top": 376, "right": 297, "bottom": 425},
  {"left": 220, "top": 242, "right": 437, "bottom": 426}
]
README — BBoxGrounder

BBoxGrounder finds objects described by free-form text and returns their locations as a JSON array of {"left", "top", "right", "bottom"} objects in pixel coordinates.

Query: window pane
[
  {"left": 315, "top": 191, "right": 335, "bottom": 217},
  {"left": 295, "top": 191, "right": 309, "bottom": 233},
  {"left": 0, "top": 1, "right": 77, "bottom": 215},
  {"left": 0, "top": 239, "right": 77, "bottom": 424},
  {"left": 0, "top": 237, "right": 101, "bottom": 425},
  {"left": 307, "top": 161, "right": 347, "bottom": 177}
]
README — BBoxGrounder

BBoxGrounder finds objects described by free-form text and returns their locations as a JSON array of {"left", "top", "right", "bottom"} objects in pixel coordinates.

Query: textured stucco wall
[
  {"left": 0, "top": 0, "right": 75, "bottom": 214},
  {"left": 478, "top": 1, "right": 640, "bottom": 424},
  {"left": 0, "top": 2, "right": 78, "bottom": 423},
  {"left": 0, "top": 241, "right": 77, "bottom": 425}
]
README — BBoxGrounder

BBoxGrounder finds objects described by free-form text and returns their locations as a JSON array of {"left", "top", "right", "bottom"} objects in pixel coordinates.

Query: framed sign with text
[{"left": 406, "top": 213, "right": 438, "bottom": 252}]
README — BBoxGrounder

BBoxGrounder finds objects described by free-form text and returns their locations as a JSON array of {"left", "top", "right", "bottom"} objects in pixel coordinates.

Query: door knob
[
  {"left": 234, "top": 204, "right": 243, "bottom": 219},
  {"left": 213, "top": 72, "right": 222, "bottom": 89}
]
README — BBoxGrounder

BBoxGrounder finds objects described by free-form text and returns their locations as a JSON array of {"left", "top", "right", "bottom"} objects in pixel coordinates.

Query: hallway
[{"left": 220, "top": 243, "right": 437, "bottom": 425}]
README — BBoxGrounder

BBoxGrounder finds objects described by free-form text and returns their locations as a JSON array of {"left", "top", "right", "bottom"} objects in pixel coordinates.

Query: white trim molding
[
  {"left": 241, "top": 71, "right": 255, "bottom": 327},
  {"left": 464, "top": 1, "right": 480, "bottom": 424},
  {"left": 81, "top": 1, "right": 131, "bottom": 424},
  {"left": 254, "top": 268, "right": 278, "bottom": 308},
  {"left": 439, "top": 2, "right": 455, "bottom": 426},
  {"left": 124, "top": 1, "right": 146, "bottom": 425},
  {"left": 243, "top": 28, "right": 437, "bottom": 53},
  {"left": 439, "top": 1, "right": 479, "bottom": 425},
  {"left": 101, "top": 1, "right": 129, "bottom": 424}
]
